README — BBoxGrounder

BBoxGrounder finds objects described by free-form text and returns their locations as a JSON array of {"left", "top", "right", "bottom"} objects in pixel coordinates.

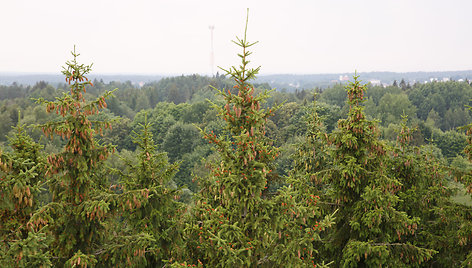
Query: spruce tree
[
  {"left": 118, "top": 115, "right": 184, "bottom": 266},
  {"left": 291, "top": 95, "right": 331, "bottom": 200},
  {"left": 0, "top": 124, "right": 51, "bottom": 267},
  {"left": 287, "top": 96, "right": 337, "bottom": 264},
  {"left": 388, "top": 117, "right": 464, "bottom": 266},
  {"left": 29, "top": 48, "right": 154, "bottom": 267},
  {"left": 322, "top": 75, "right": 434, "bottom": 267},
  {"left": 456, "top": 118, "right": 472, "bottom": 266},
  {"left": 180, "top": 13, "right": 332, "bottom": 267}
]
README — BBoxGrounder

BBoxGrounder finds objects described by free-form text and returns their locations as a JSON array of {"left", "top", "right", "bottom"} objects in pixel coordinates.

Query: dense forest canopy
[
  {"left": 1, "top": 73, "right": 471, "bottom": 171},
  {"left": 2, "top": 21, "right": 472, "bottom": 267}
]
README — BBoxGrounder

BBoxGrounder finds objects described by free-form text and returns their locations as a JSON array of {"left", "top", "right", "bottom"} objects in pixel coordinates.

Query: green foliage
[
  {"left": 0, "top": 124, "right": 51, "bottom": 267},
  {"left": 409, "top": 81, "right": 472, "bottom": 127},
  {"left": 271, "top": 102, "right": 307, "bottom": 145},
  {"left": 182, "top": 14, "right": 332, "bottom": 267},
  {"left": 320, "top": 75, "right": 435, "bottom": 267},
  {"left": 2, "top": 12, "right": 472, "bottom": 267},
  {"left": 290, "top": 95, "right": 331, "bottom": 201},
  {"left": 452, "top": 103, "right": 472, "bottom": 266},
  {"left": 29, "top": 48, "right": 155, "bottom": 267},
  {"left": 0, "top": 101, "right": 21, "bottom": 142},
  {"left": 140, "top": 74, "right": 233, "bottom": 107},
  {"left": 287, "top": 95, "right": 337, "bottom": 264},
  {"left": 375, "top": 92, "right": 417, "bottom": 126},
  {"left": 431, "top": 129, "right": 467, "bottom": 160},
  {"left": 319, "top": 84, "right": 347, "bottom": 108},
  {"left": 117, "top": 115, "right": 184, "bottom": 266},
  {"left": 386, "top": 117, "right": 469, "bottom": 266},
  {"left": 162, "top": 122, "right": 202, "bottom": 162},
  {"left": 1, "top": 227, "right": 52, "bottom": 268}
]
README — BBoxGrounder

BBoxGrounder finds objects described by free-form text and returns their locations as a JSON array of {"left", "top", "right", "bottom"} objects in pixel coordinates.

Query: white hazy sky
[{"left": 1, "top": 0, "right": 472, "bottom": 75}]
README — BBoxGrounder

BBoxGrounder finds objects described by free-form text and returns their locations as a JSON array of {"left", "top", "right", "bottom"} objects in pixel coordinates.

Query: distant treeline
[{"left": 3, "top": 69, "right": 472, "bottom": 90}]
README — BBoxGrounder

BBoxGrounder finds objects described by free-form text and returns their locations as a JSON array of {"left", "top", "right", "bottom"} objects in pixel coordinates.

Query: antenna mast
[{"left": 209, "top": 25, "right": 215, "bottom": 76}]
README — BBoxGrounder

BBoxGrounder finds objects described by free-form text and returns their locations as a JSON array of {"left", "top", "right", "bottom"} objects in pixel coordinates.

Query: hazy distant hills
[
  {"left": 0, "top": 73, "right": 164, "bottom": 87},
  {"left": 2, "top": 70, "right": 472, "bottom": 90}
]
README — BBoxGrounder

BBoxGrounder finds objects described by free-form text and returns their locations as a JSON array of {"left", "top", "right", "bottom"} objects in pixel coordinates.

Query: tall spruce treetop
[
  {"left": 181, "top": 13, "right": 331, "bottom": 267},
  {"left": 185, "top": 14, "right": 278, "bottom": 267},
  {"left": 324, "top": 75, "right": 434, "bottom": 267},
  {"left": 30, "top": 48, "right": 154, "bottom": 267}
]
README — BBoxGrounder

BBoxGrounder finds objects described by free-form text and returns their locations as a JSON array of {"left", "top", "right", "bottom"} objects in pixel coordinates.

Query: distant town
[
  {"left": 255, "top": 70, "right": 472, "bottom": 91},
  {"left": 340, "top": 75, "right": 462, "bottom": 87}
]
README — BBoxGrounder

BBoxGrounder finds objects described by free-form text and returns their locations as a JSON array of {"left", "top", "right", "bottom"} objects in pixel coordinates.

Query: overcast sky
[{"left": 1, "top": 0, "right": 472, "bottom": 75}]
